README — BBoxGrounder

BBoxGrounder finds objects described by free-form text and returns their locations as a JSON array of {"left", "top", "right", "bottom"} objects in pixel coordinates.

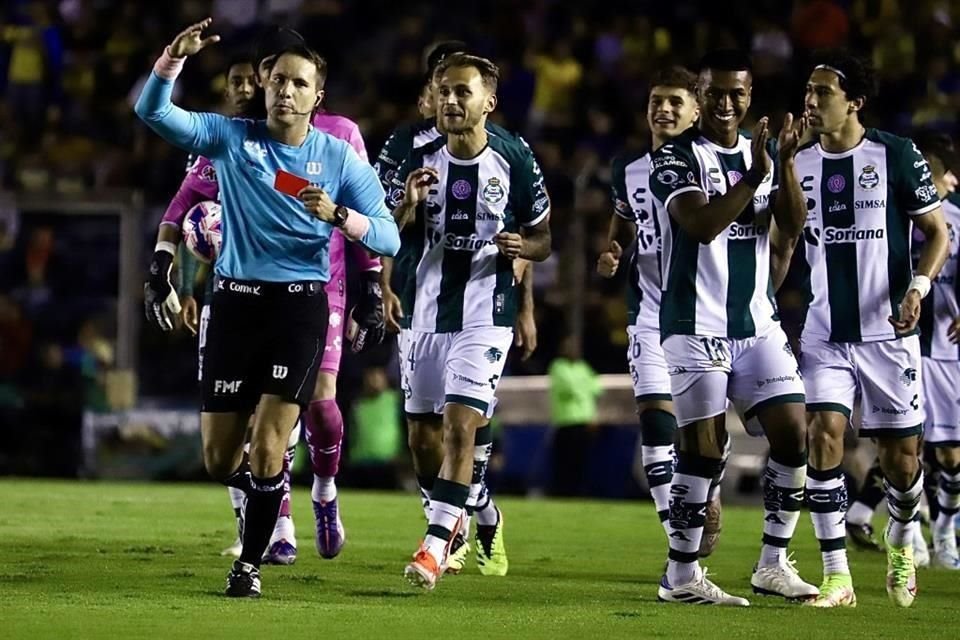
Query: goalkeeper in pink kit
[{"left": 146, "top": 26, "right": 383, "bottom": 565}]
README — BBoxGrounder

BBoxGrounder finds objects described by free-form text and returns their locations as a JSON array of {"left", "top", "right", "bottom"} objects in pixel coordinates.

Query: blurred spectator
[
  {"left": 548, "top": 333, "right": 602, "bottom": 496},
  {"left": 790, "top": 0, "right": 849, "bottom": 52},
  {"left": 345, "top": 367, "right": 405, "bottom": 489},
  {"left": 527, "top": 39, "right": 583, "bottom": 135}
]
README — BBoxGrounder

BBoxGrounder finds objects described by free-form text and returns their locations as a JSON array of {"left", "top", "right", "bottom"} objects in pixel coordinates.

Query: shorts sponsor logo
[
  {"left": 229, "top": 282, "right": 262, "bottom": 295},
  {"left": 451, "top": 179, "right": 472, "bottom": 200},
  {"left": 214, "top": 379, "right": 243, "bottom": 394},
  {"left": 755, "top": 375, "right": 796, "bottom": 388},
  {"left": 872, "top": 404, "right": 908, "bottom": 416},
  {"left": 453, "top": 372, "right": 486, "bottom": 388},
  {"left": 482, "top": 177, "right": 505, "bottom": 204},
  {"left": 826, "top": 174, "right": 846, "bottom": 193},
  {"left": 823, "top": 226, "right": 885, "bottom": 243},
  {"left": 272, "top": 365, "right": 288, "bottom": 380},
  {"left": 484, "top": 347, "right": 504, "bottom": 363},
  {"left": 899, "top": 368, "right": 917, "bottom": 387},
  {"left": 858, "top": 165, "right": 879, "bottom": 189},
  {"left": 489, "top": 373, "right": 500, "bottom": 390}
]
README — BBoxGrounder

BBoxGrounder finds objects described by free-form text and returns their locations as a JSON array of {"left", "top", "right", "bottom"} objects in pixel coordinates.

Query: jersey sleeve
[
  {"left": 339, "top": 144, "right": 400, "bottom": 256},
  {"left": 134, "top": 71, "right": 233, "bottom": 159},
  {"left": 374, "top": 125, "right": 413, "bottom": 192},
  {"left": 512, "top": 150, "right": 551, "bottom": 227},
  {"left": 344, "top": 121, "right": 369, "bottom": 163},
  {"left": 610, "top": 156, "right": 632, "bottom": 220},
  {"left": 897, "top": 138, "right": 941, "bottom": 216},
  {"left": 159, "top": 156, "right": 219, "bottom": 228},
  {"left": 766, "top": 137, "right": 780, "bottom": 192},
  {"left": 384, "top": 150, "right": 422, "bottom": 210},
  {"left": 649, "top": 140, "right": 704, "bottom": 211}
]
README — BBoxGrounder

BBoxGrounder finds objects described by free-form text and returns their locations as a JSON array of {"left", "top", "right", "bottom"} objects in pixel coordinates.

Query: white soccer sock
[
  {"left": 312, "top": 476, "right": 337, "bottom": 503},
  {"left": 935, "top": 467, "right": 960, "bottom": 539},
  {"left": 641, "top": 444, "right": 675, "bottom": 538},
  {"left": 885, "top": 471, "right": 923, "bottom": 547},
  {"left": 807, "top": 467, "right": 850, "bottom": 576},
  {"left": 759, "top": 458, "right": 805, "bottom": 567},
  {"left": 272, "top": 512, "right": 296, "bottom": 543}
]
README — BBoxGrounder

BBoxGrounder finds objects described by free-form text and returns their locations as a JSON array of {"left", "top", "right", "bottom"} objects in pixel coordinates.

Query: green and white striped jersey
[
  {"left": 649, "top": 127, "right": 779, "bottom": 339},
  {"left": 388, "top": 134, "right": 550, "bottom": 333},
  {"left": 918, "top": 193, "right": 960, "bottom": 360},
  {"left": 610, "top": 151, "right": 662, "bottom": 331},
  {"left": 793, "top": 129, "right": 941, "bottom": 343}
]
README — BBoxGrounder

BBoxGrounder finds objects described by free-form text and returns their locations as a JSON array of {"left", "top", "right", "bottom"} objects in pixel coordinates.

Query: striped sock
[
  {"left": 708, "top": 434, "right": 731, "bottom": 502},
  {"left": 423, "top": 478, "right": 470, "bottom": 564},
  {"left": 666, "top": 453, "right": 721, "bottom": 586},
  {"left": 416, "top": 474, "right": 435, "bottom": 520},
  {"left": 465, "top": 426, "right": 493, "bottom": 514},
  {"left": 639, "top": 409, "right": 676, "bottom": 537},
  {"left": 759, "top": 455, "right": 806, "bottom": 567},
  {"left": 885, "top": 470, "right": 923, "bottom": 547},
  {"left": 934, "top": 465, "right": 960, "bottom": 540},
  {"left": 475, "top": 483, "right": 499, "bottom": 526},
  {"left": 807, "top": 465, "right": 849, "bottom": 576}
]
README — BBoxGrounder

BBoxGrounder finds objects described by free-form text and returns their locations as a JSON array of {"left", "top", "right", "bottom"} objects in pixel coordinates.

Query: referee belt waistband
[{"left": 213, "top": 275, "right": 326, "bottom": 297}]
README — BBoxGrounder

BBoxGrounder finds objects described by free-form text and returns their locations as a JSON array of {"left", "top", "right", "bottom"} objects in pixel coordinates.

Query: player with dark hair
[
  {"left": 651, "top": 49, "right": 815, "bottom": 606},
  {"left": 597, "top": 66, "right": 702, "bottom": 545},
  {"left": 792, "top": 50, "right": 949, "bottom": 607},
  {"left": 376, "top": 41, "right": 533, "bottom": 576},
  {"left": 136, "top": 19, "right": 399, "bottom": 598},
  {"left": 390, "top": 52, "right": 551, "bottom": 590}
]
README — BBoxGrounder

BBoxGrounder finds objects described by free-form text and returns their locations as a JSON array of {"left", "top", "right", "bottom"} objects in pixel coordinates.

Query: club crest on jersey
[
  {"left": 657, "top": 169, "right": 680, "bottom": 185},
  {"left": 482, "top": 177, "right": 505, "bottom": 204},
  {"left": 451, "top": 179, "right": 473, "bottom": 200},
  {"left": 858, "top": 165, "right": 879, "bottom": 189},
  {"left": 826, "top": 174, "right": 846, "bottom": 193},
  {"left": 483, "top": 347, "right": 504, "bottom": 363},
  {"left": 899, "top": 368, "right": 917, "bottom": 387},
  {"left": 198, "top": 164, "right": 217, "bottom": 182},
  {"left": 305, "top": 162, "right": 322, "bottom": 175}
]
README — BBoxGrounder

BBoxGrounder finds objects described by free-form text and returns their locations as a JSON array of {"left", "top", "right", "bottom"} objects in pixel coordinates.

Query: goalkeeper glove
[
  {"left": 144, "top": 242, "right": 182, "bottom": 332},
  {"left": 347, "top": 271, "right": 385, "bottom": 353}
]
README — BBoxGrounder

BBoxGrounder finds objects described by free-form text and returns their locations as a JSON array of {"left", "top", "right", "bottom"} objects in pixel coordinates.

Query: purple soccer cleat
[
  {"left": 262, "top": 538, "right": 297, "bottom": 565},
  {"left": 313, "top": 498, "right": 346, "bottom": 559}
]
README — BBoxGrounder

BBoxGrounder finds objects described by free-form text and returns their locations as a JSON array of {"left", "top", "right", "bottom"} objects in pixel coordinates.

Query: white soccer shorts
[
  {"left": 663, "top": 324, "right": 805, "bottom": 430},
  {"left": 922, "top": 357, "right": 960, "bottom": 445},
  {"left": 626, "top": 325, "right": 672, "bottom": 401},
  {"left": 399, "top": 326, "right": 514, "bottom": 418},
  {"left": 802, "top": 335, "right": 923, "bottom": 437}
]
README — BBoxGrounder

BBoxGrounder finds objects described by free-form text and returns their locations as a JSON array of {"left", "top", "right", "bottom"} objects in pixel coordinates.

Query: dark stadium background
[{"left": 0, "top": 0, "right": 956, "bottom": 485}]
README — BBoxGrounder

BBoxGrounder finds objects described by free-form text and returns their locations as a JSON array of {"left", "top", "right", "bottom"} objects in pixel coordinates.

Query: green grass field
[{"left": 0, "top": 480, "right": 954, "bottom": 639}]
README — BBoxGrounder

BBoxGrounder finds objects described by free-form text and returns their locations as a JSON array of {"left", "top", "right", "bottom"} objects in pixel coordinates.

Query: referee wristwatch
[{"left": 332, "top": 205, "right": 349, "bottom": 227}]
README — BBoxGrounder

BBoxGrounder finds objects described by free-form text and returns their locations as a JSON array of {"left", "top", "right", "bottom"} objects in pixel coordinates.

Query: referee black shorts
[{"left": 201, "top": 276, "right": 329, "bottom": 413}]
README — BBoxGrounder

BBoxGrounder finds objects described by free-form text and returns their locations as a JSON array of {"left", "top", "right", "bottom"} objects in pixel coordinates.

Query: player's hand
[
  {"left": 168, "top": 18, "right": 220, "bottom": 58},
  {"left": 180, "top": 295, "right": 199, "bottom": 336},
  {"left": 298, "top": 186, "right": 337, "bottom": 223},
  {"left": 514, "top": 310, "right": 538, "bottom": 361},
  {"left": 597, "top": 240, "right": 623, "bottom": 278},
  {"left": 346, "top": 272, "right": 386, "bottom": 353},
  {"left": 494, "top": 232, "right": 524, "bottom": 259},
  {"left": 383, "top": 287, "right": 404, "bottom": 334},
  {"left": 777, "top": 112, "right": 807, "bottom": 162},
  {"left": 144, "top": 249, "right": 182, "bottom": 332},
  {"left": 889, "top": 289, "right": 922, "bottom": 335},
  {"left": 402, "top": 168, "right": 439, "bottom": 207},
  {"left": 948, "top": 315, "right": 960, "bottom": 344},
  {"left": 750, "top": 116, "right": 772, "bottom": 178}
]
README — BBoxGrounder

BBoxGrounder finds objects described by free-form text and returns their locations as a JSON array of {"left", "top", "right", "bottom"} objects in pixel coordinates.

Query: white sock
[
  {"left": 312, "top": 476, "right": 337, "bottom": 503},
  {"left": 846, "top": 500, "right": 874, "bottom": 526},
  {"left": 272, "top": 514, "right": 296, "bottom": 543}
]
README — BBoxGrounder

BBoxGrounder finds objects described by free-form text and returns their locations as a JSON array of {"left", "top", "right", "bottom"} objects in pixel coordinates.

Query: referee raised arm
[{"left": 135, "top": 18, "right": 399, "bottom": 598}]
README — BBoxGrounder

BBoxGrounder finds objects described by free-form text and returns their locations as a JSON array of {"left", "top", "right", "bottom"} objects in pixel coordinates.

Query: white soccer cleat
[
  {"left": 750, "top": 555, "right": 819, "bottom": 601},
  {"left": 658, "top": 566, "right": 750, "bottom": 606},
  {"left": 221, "top": 537, "right": 242, "bottom": 558},
  {"left": 913, "top": 530, "right": 931, "bottom": 569},
  {"left": 932, "top": 534, "right": 960, "bottom": 570}
]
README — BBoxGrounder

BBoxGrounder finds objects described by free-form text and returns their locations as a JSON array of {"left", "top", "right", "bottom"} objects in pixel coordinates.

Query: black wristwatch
[{"left": 332, "top": 205, "right": 349, "bottom": 227}]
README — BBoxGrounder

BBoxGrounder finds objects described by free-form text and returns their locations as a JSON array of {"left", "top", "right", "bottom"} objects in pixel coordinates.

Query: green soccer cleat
[
  {"left": 476, "top": 507, "right": 508, "bottom": 576},
  {"left": 804, "top": 573, "right": 856, "bottom": 608},
  {"left": 883, "top": 527, "right": 918, "bottom": 608},
  {"left": 443, "top": 531, "right": 470, "bottom": 575}
]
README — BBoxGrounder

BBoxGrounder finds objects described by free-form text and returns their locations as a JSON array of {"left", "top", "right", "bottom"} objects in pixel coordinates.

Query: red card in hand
[{"left": 274, "top": 169, "right": 310, "bottom": 197}]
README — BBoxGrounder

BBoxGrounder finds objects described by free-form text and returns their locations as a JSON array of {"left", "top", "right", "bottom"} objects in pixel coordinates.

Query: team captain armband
[{"left": 154, "top": 47, "right": 186, "bottom": 80}]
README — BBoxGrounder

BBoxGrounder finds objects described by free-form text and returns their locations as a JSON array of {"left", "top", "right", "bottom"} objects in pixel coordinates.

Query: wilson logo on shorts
[
  {"left": 899, "top": 368, "right": 917, "bottom": 387},
  {"left": 483, "top": 347, "right": 503, "bottom": 363},
  {"left": 272, "top": 365, "right": 289, "bottom": 380}
]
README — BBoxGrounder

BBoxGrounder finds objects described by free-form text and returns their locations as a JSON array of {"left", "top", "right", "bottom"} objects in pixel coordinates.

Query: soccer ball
[{"left": 181, "top": 200, "right": 222, "bottom": 263}]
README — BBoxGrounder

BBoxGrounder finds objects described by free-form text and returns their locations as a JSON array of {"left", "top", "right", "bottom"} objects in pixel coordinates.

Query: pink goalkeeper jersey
[{"left": 159, "top": 111, "right": 380, "bottom": 292}]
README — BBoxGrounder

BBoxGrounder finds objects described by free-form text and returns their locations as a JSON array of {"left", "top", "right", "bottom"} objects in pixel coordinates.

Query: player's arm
[
  {"left": 513, "top": 259, "right": 537, "bottom": 361},
  {"left": 771, "top": 112, "right": 808, "bottom": 240},
  {"left": 768, "top": 224, "right": 796, "bottom": 292},
  {"left": 660, "top": 118, "right": 772, "bottom": 244},
  {"left": 134, "top": 19, "right": 230, "bottom": 159},
  {"left": 176, "top": 243, "right": 199, "bottom": 335},
  {"left": 388, "top": 154, "right": 436, "bottom": 230},
  {"left": 495, "top": 152, "right": 552, "bottom": 262},
  {"left": 889, "top": 138, "right": 950, "bottom": 334},
  {"left": 598, "top": 159, "right": 637, "bottom": 277},
  {"left": 330, "top": 145, "right": 401, "bottom": 257},
  {"left": 380, "top": 256, "right": 404, "bottom": 334}
]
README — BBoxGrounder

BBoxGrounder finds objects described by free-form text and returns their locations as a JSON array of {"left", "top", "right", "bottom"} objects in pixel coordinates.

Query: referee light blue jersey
[{"left": 135, "top": 71, "right": 399, "bottom": 283}]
